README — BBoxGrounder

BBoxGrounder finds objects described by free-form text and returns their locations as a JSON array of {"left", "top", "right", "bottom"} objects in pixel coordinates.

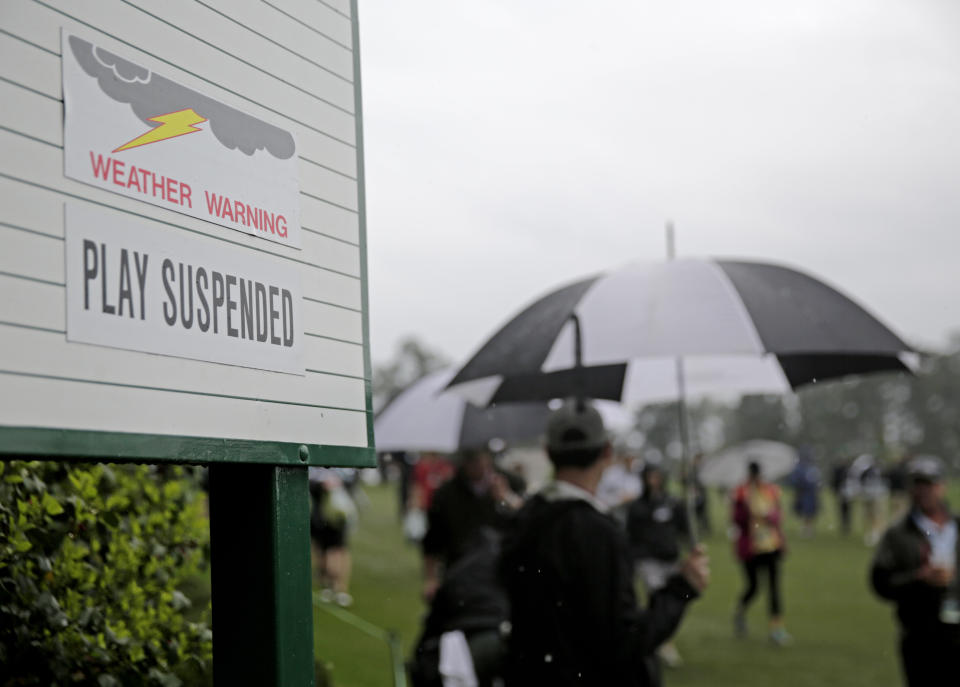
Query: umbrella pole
[
  {"left": 675, "top": 356, "right": 699, "bottom": 544},
  {"left": 666, "top": 222, "right": 699, "bottom": 545}
]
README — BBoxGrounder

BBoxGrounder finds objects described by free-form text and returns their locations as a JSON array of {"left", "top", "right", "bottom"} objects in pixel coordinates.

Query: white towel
[{"left": 439, "top": 630, "right": 478, "bottom": 687}]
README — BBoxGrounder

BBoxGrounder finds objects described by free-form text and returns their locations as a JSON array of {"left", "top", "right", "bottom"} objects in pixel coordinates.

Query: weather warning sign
[{"left": 62, "top": 33, "right": 302, "bottom": 248}]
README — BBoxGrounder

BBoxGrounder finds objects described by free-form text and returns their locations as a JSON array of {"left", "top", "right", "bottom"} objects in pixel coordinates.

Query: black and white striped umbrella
[{"left": 448, "top": 258, "right": 914, "bottom": 405}]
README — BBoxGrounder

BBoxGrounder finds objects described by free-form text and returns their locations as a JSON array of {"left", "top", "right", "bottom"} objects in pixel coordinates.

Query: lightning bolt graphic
[{"left": 113, "top": 108, "right": 207, "bottom": 153}]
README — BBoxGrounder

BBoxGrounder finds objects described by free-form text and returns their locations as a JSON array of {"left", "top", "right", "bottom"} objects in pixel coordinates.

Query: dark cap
[
  {"left": 908, "top": 455, "right": 945, "bottom": 483},
  {"left": 546, "top": 399, "right": 608, "bottom": 452}
]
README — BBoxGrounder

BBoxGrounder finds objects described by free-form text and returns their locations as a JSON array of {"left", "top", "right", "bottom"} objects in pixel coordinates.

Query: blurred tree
[
  {"left": 730, "top": 394, "right": 790, "bottom": 444},
  {"left": 372, "top": 336, "right": 450, "bottom": 411}
]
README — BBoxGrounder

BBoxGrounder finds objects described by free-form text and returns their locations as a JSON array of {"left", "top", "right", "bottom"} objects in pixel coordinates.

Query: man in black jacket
[
  {"left": 871, "top": 456, "right": 960, "bottom": 686},
  {"left": 500, "top": 400, "right": 709, "bottom": 687},
  {"left": 422, "top": 449, "right": 521, "bottom": 601},
  {"left": 627, "top": 463, "right": 692, "bottom": 667}
]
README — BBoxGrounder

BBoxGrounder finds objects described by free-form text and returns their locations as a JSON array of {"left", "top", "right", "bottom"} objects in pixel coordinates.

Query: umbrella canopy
[
  {"left": 374, "top": 370, "right": 633, "bottom": 454},
  {"left": 700, "top": 440, "right": 798, "bottom": 488},
  {"left": 448, "top": 258, "right": 914, "bottom": 405}
]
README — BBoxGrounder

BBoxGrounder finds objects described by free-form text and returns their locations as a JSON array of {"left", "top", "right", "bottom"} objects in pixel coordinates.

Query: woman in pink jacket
[{"left": 732, "top": 461, "right": 791, "bottom": 645}]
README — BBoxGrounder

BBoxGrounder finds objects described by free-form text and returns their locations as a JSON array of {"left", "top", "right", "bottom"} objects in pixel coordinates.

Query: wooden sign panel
[{"left": 0, "top": 0, "right": 373, "bottom": 466}]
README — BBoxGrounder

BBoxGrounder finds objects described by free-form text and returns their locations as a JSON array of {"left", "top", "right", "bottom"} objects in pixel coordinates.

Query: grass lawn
[{"left": 313, "top": 482, "right": 929, "bottom": 687}]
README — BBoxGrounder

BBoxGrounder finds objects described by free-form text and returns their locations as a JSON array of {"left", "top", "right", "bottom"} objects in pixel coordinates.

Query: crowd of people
[{"left": 316, "top": 404, "right": 957, "bottom": 687}]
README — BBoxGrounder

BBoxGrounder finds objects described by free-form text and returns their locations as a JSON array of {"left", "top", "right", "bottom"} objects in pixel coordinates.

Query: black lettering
[
  {"left": 100, "top": 243, "right": 115, "bottom": 315},
  {"left": 238, "top": 278, "right": 254, "bottom": 340},
  {"left": 281, "top": 289, "right": 294, "bottom": 347},
  {"left": 255, "top": 282, "right": 268, "bottom": 342},
  {"left": 82, "top": 240, "right": 98, "bottom": 310},
  {"left": 117, "top": 249, "right": 133, "bottom": 318},
  {"left": 134, "top": 252, "right": 148, "bottom": 320},
  {"left": 269, "top": 285, "right": 280, "bottom": 346},
  {"left": 226, "top": 274, "right": 238, "bottom": 338},
  {"left": 212, "top": 271, "right": 224, "bottom": 334},
  {"left": 179, "top": 263, "right": 194, "bottom": 329},
  {"left": 161, "top": 259, "right": 177, "bottom": 325},
  {"left": 196, "top": 268, "right": 210, "bottom": 332}
]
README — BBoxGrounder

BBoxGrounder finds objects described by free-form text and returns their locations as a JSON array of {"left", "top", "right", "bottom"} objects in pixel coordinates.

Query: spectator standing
[
  {"left": 789, "top": 446, "right": 821, "bottom": 537},
  {"left": 412, "top": 452, "right": 455, "bottom": 512},
  {"left": 690, "top": 453, "right": 711, "bottom": 537},
  {"left": 500, "top": 400, "right": 708, "bottom": 687},
  {"left": 850, "top": 453, "right": 890, "bottom": 546},
  {"left": 308, "top": 468, "right": 358, "bottom": 607},
  {"left": 871, "top": 456, "right": 960, "bottom": 687},
  {"left": 732, "top": 461, "right": 791, "bottom": 645},
  {"left": 596, "top": 449, "right": 643, "bottom": 516},
  {"left": 421, "top": 449, "right": 521, "bottom": 602},
  {"left": 626, "top": 463, "right": 692, "bottom": 668},
  {"left": 886, "top": 455, "right": 911, "bottom": 521},
  {"left": 831, "top": 458, "right": 854, "bottom": 536}
]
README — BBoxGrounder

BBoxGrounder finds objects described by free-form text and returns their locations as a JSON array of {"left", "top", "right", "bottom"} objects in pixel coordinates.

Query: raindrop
[{"left": 544, "top": 654, "right": 553, "bottom": 663}]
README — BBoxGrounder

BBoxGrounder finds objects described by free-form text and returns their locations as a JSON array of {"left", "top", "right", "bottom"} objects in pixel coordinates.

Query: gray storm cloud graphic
[{"left": 69, "top": 36, "right": 296, "bottom": 160}]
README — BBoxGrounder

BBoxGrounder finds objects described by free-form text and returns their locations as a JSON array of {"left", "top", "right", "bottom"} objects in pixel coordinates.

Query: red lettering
[
  {"left": 180, "top": 183, "right": 192, "bottom": 209},
  {"left": 89, "top": 151, "right": 112, "bottom": 180},
  {"left": 234, "top": 200, "right": 246, "bottom": 225},
  {"left": 276, "top": 215, "right": 287, "bottom": 238},
  {"left": 126, "top": 165, "right": 142, "bottom": 192},
  {"left": 262, "top": 211, "right": 275, "bottom": 234},
  {"left": 246, "top": 204, "right": 259, "bottom": 230},
  {"left": 204, "top": 191, "right": 223, "bottom": 216},
  {"left": 111, "top": 159, "right": 126, "bottom": 186},
  {"left": 222, "top": 199, "right": 235, "bottom": 222},
  {"left": 166, "top": 177, "right": 178, "bottom": 204}
]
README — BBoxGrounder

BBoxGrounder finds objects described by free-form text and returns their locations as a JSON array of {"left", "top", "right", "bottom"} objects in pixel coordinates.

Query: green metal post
[{"left": 208, "top": 463, "right": 315, "bottom": 686}]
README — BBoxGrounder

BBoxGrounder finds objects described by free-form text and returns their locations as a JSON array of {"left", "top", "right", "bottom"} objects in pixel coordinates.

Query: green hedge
[{"left": 0, "top": 461, "right": 212, "bottom": 687}]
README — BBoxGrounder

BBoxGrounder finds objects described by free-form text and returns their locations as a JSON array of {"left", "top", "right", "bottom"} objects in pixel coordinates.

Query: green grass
[{"left": 313, "top": 483, "right": 955, "bottom": 687}]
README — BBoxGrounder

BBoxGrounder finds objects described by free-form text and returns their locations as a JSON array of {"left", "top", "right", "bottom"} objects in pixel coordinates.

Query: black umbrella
[{"left": 448, "top": 258, "right": 914, "bottom": 405}]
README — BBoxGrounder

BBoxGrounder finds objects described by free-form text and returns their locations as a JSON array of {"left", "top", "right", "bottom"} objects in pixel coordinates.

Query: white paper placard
[
  {"left": 65, "top": 202, "right": 305, "bottom": 375},
  {"left": 62, "top": 32, "right": 302, "bottom": 249}
]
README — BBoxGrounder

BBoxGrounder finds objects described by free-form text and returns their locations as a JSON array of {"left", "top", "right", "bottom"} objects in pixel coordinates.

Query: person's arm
[
  {"left": 490, "top": 472, "right": 523, "bottom": 512},
  {"left": 870, "top": 529, "right": 948, "bottom": 601},
  {"left": 732, "top": 489, "right": 750, "bottom": 530},
  {"left": 422, "top": 554, "right": 442, "bottom": 602},
  {"left": 581, "top": 521, "right": 705, "bottom": 666},
  {"left": 674, "top": 499, "right": 693, "bottom": 551},
  {"left": 420, "top": 490, "right": 447, "bottom": 601}
]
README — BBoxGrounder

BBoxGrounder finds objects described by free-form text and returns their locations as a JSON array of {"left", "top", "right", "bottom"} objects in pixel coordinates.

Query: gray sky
[{"left": 359, "top": 0, "right": 960, "bottom": 367}]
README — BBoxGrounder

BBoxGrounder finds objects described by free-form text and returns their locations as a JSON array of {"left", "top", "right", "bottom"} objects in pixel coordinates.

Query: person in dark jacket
[
  {"left": 411, "top": 528, "right": 509, "bottom": 687},
  {"left": 626, "top": 463, "right": 692, "bottom": 667},
  {"left": 500, "top": 400, "right": 709, "bottom": 687},
  {"left": 421, "top": 448, "right": 521, "bottom": 602},
  {"left": 870, "top": 456, "right": 960, "bottom": 686}
]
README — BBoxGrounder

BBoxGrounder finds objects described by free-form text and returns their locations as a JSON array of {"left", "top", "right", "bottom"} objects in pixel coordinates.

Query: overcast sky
[{"left": 358, "top": 0, "right": 960, "bottom": 368}]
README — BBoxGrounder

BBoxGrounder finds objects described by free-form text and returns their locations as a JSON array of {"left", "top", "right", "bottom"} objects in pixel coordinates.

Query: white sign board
[
  {"left": 0, "top": 1, "right": 371, "bottom": 461},
  {"left": 62, "top": 32, "right": 302, "bottom": 249},
  {"left": 65, "top": 203, "right": 305, "bottom": 375}
]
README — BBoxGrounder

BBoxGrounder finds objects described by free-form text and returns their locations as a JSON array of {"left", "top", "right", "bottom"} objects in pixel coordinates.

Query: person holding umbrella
[
  {"left": 421, "top": 448, "right": 522, "bottom": 602},
  {"left": 626, "top": 462, "right": 693, "bottom": 668},
  {"left": 732, "top": 461, "right": 791, "bottom": 645},
  {"left": 870, "top": 456, "right": 960, "bottom": 686},
  {"left": 500, "top": 399, "right": 709, "bottom": 687}
]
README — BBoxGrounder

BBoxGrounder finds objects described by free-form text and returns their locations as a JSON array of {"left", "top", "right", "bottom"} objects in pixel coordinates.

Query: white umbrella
[
  {"left": 375, "top": 369, "right": 632, "bottom": 454},
  {"left": 699, "top": 440, "right": 798, "bottom": 488}
]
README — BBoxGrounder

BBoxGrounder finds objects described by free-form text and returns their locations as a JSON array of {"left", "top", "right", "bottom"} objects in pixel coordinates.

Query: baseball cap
[
  {"left": 546, "top": 399, "right": 608, "bottom": 452},
  {"left": 907, "top": 455, "right": 945, "bottom": 483}
]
